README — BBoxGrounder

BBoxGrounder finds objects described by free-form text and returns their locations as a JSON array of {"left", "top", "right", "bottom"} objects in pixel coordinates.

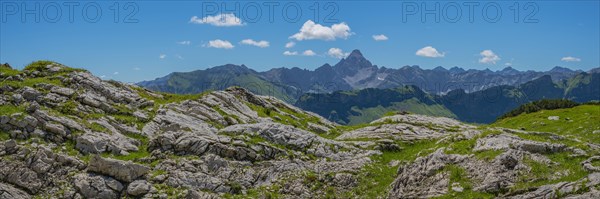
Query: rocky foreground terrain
[{"left": 1, "top": 61, "right": 599, "bottom": 198}]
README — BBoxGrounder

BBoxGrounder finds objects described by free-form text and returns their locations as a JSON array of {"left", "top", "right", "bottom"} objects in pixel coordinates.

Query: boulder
[
  {"left": 582, "top": 156, "right": 600, "bottom": 172},
  {"left": 388, "top": 149, "right": 467, "bottom": 198},
  {"left": 73, "top": 173, "right": 122, "bottom": 199},
  {"left": 21, "top": 87, "right": 41, "bottom": 101},
  {"left": 50, "top": 86, "right": 75, "bottom": 97},
  {"left": 127, "top": 180, "right": 152, "bottom": 196},
  {"left": 44, "top": 122, "right": 67, "bottom": 137},
  {"left": 76, "top": 132, "right": 139, "bottom": 155},
  {"left": 87, "top": 155, "right": 149, "bottom": 182},
  {"left": 11, "top": 94, "right": 23, "bottom": 104},
  {"left": 0, "top": 183, "right": 31, "bottom": 199},
  {"left": 474, "top": 133, "right": 566, "bottom": 154}
]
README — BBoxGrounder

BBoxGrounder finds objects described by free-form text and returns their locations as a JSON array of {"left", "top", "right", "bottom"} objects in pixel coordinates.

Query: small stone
[
  {"left": 127, "top": 180, "right": 151, "bottom": 196},
  {"left": 5, "top": 139, "right": 17, "bottom": 150},
  {"left": 44, "top": 123, "right": 67, "bottom": 137},
  {"left": 26, "top": 101, "right": 40, "bottom": 113},
  {"left": 21, "top": 87, "right": 41, "bottom": 101},
  {"left": 388, "top": 160, "right": 401, "bottom": 167},
  {"left": 451, "top": 182, "right": 464, "bottom": 192},
  {"left": 12, "top": 94, "right": 23, "bottom": 104},
  {"left": 133, "top": 111, "right": 148, "bottom": 121},
  {"left": 51, "top": 87, "right": 76, "bottom": 97},
  {"left": 152, "top": 174, "right": 167, "bottom": 183},
  {"left": 548, "top": 116, "right": 559, "bottom": 121},
  {"left": 0, "top": 115, "right": 9, "bottom": 124},
  {"left": 49, "top": 66, "right": 62, "bottom": 72},
  {"left": 105, "top": 178, "right": 124, "bottom": 191}
]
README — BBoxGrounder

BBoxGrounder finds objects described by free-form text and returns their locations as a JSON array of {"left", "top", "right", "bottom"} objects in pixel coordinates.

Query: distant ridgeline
[
  {"left": 296, "top": 72, "right": 600, "bottom": 124},
  {"left": 137, "top": 50, "right": 594, "bottom": 103},
  {"left": 136, "top": 50, "right": 600, "bottom": 124}
]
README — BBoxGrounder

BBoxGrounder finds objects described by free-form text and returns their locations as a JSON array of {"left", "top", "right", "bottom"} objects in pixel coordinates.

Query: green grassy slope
[{"left": 492, "top": 104, "right": 600, "bottom": 143}]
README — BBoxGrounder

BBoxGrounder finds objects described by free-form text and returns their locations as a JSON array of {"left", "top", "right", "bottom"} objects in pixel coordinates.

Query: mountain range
[
  {"left": 138, "top": 50, "right": 592, "bottom": 104},
  {"left": 296, "top": 72, "right": 599, "bottom": 124}
]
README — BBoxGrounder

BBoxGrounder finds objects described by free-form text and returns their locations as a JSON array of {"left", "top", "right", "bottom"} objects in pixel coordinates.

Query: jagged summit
[
  {"left": 334, "top": 49, "right": 373, "bottom": 72},
  {"left": 207, "top": 63, "right": 253, "bottom": 73},
  {"left": 499, "top": 66, "right": 520, "bottom": 75},
  {"left": 448, "top": 66, "right": 465, "bottom": 74},
  {"left": 550, "top": 66, "right": 574, "bottom": 73},
  {"left": 501, "top": 66, "right": 518, "bottom": 72},
  {"left": 347, "top": 49, "right": 364, "bottom": 59},
  {"left": 139, "top": 49, "right": 590, "bottom": 103},
  {"left": 433, "top": 66, "right": 447, "bottom": 72}
]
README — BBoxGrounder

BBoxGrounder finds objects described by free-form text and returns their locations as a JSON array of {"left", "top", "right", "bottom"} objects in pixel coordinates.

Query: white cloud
[
  {"left": 302, "top": 50, "right": 316, "bottom": 56},
  {"left": 285, "top": 42, "right": 296, "bottom": 48},
  {"left": 416, "top": 46, "right": 445, "bottom": 58},
  {"left": 189, "top": 13, "right": 244, "bottom": 27},
  {"left": 240, "top": 39, "right": 269, "bottom": 48},
  {"left": 479, "top": 50, "right": 500, "bottom": 64},
  {"left": 372, "top": 34, "right": 388, "bottom": 41},
  {"left": 561, "top": 56, "right": 581, "bottom": 62},
  {"left": 159, "top": 54, "right": 166, "bottom": 59},
  {"left": 205, "top": 39, "right": 234, "bottom": 49},
  {"left": 176, "top": 55, "right": 184, "bottom": 60},
  {"left": 327, "top": 48, "right": 349, "bottom": 59},
  {"left": 133, "top": 67, "right": 141, "bottom": 71},
  {"left": 283, "top": 51, "right": 298, "bottom": 56},
  {"left": 283, "top": 50, "right": 316, "bottom": 56},
  {"left": 505, "top": 63, "right": 512, "bottom": 66},
  {"left": 289, "top": 20, "right": 352, "bottom": 41},
  {"left": 113, "top": 72, "right": 119, "bottom": 75},
  {"left": 100, "top": 75, "right": 106, "bottom": 79},
  {"left": 177, "top": 41, "right": 191, "bottom": 45}
]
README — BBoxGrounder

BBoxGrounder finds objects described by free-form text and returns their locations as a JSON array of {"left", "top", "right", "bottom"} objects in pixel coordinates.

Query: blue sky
[{"left": 1, "top": 1, "right": 599, "bottom": 82}]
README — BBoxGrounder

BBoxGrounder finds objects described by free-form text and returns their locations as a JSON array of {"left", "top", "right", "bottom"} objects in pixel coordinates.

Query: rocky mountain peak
[
  {"left": 499, "top": 66, "right": 520, "bottom": 75},
  {"left": 334, "top": 49, "right": 374, "bottom": 75},
  {"left": 347, "top": 49, "right": 364, "bottom": 59},
  {"left": 448, "top": 66, "right": 465, "bottom": 74},
  {"left": 433, "top": 66, "right": 447, "bottom": 72},
  {"left": 550, "top": 66, "right": 574, "bottom": 73},
  {"left": 520, "top": 74, "right": 554, "bottom": 89},
  {"left": 501, "top": 66, "right": 517, "bottom": 72},
  {"left": 211, "top": 64, "right": 250, "bottom": 72}
]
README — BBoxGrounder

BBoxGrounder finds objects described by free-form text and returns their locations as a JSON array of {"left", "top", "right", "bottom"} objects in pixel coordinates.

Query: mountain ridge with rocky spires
[{"left": 138, "top": 49, "right": 593, "bottom": 104}]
